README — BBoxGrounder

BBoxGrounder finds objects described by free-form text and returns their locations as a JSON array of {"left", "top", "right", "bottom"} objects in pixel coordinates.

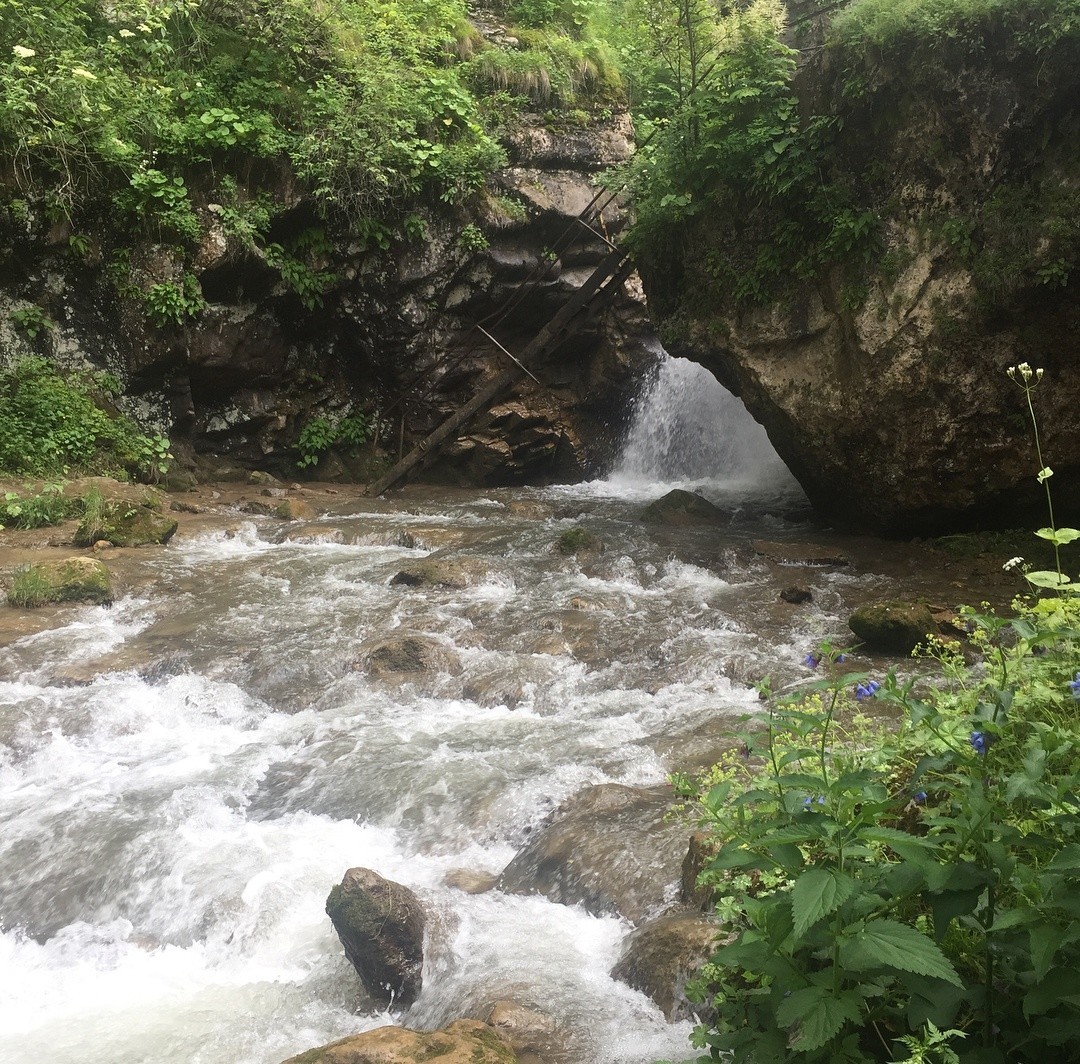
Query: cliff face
[
  {"left": 637, "top": 16, "right": 1080, "bottom": 535},
  {"left": 0, "top": 111, "right": 651, "bottom": 486}
]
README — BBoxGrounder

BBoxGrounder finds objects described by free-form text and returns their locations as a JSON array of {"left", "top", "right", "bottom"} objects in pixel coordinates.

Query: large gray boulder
[
  {"left": 641, "top": 489, "right": 730, "bottom": 527},
  {"left": 325, "top": 868, "right": 426, "bottom": 1007}
]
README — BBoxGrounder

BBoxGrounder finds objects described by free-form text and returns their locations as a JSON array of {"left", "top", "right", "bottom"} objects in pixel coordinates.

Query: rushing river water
[{"left": 0, "top": 359, "right": 990, "bottom": 1064}]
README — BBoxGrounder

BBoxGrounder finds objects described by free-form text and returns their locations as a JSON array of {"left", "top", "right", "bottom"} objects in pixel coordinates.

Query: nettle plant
[{"left": 676, "top": 365, "right": 1080, "bottom": 1064}]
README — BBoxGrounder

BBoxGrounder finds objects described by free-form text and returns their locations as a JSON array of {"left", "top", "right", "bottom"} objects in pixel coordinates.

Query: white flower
[
  {"left": 12, "top": 45, "right": 36, "bottom": 59},
  {"left": 1003, "top": 556, "right": 1025, "bottom": 571},
  {"left": 118, "top": 28, "right": 135, "bottom": 38},
  {"left": 71, "top": 66, "right": 97, "bottom": 80}
]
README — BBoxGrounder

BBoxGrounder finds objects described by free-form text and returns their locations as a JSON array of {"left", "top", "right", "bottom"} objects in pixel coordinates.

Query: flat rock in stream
[
  {"left": 360, "top": 634, "right": 462, "bottom": 678},
  {"left": 280, "top": 1020, "right": 516, "bottom": 1064},
  {"left": 751, "top": 540, "right": 849, "bottom": 567},
  {"left": 325, "top": 867, "right": 426, "bottom": 1007},
  {"left": 6, "top": 557, "right": 114, "bottom": 608},
  {"left": 497, "top": 783, "right": 687, "bottom": 924}
]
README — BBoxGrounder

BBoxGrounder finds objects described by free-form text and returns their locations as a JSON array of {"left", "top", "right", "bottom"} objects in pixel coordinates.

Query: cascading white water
[{"left": 609, "top": 349, "right": 800, "bottom": 495}]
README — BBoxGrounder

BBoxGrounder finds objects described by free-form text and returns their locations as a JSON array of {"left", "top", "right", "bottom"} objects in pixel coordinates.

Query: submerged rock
[
  {"left": 497, "top": 783, "right": 686, "bottom": 924},
  {"left": 279, "top": 1019, "right": 515, "bottom": 1064},
  {"left": 610, "top": 911, "right": 721, "bottom": 1022},
  {"left": 325, "top": 868, "right": 426, "bottom": 1007},
  {"left": 849, "top": 600, "right": 936, "bottom": 654},
  {"left": 641, "top": 489, "right": 730, "bottom": 527},
  {"left": 552, "top": 525, "right": 604, "bottom": 556}
]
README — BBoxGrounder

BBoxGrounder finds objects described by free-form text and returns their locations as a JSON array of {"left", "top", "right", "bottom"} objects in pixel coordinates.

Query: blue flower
[
  {"left": 1069, "top": 672, "right": 1080, "bottom": 700},
  {"left": 803, "top": 795, "right": 825, "bottom": 807},
  {"left": 970, "top": 731, "right": 991, "bottom": 755},
  {"left": 913, "top": 791, "right": 927, "bottom": 805},
  {"left": 854, "top": 680, "right": 880, "bottom": 701},
  {"left": 803, "top": 652, "right": 821, "bottom": 668},
  {"left": 836, "top": 654, "right": 847, "bottom": 663}
]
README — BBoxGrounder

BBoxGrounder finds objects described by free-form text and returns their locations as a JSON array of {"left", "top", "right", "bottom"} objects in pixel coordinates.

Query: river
[{"left": 0, "top": 357, "right": 1003, "bottom": 1064}]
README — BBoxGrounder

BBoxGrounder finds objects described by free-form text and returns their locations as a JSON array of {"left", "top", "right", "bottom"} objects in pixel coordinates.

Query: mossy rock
[
  {"left": 325, "top": 867, "right": 426, "bottom": 1007},
  {"left": 553, "top": 525, "right": 604, "bottom": 555},
  {"left": 75, "top": 504, "right": 177, "bottom": 548},
  {"left": 389, "top": 557, "right": 495, "bottom": 590},
  {"left": 7, "top": 557, "right": 113, "bottom": 608},
  {"left": 274, "top": 498, "right": 317, "bottom": 521},
  {"left": 641, "top": 489, "right": 730, "bottom": 527},
  {"left": 848, "top": 600, "right": 936, "bottom": 654},
  {"left": 279, "top": 1020, "right": 515, "bottom": 1064}
]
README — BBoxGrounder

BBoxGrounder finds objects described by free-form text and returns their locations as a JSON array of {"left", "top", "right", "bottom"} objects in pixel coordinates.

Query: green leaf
[
  {"left": 775, "top": 985, "right": 863, "bottom": 1051},
  {"left": 929, "top": 888, "right": 983, "bottom": 940},
  {"left": 1030, "top": 924, "right": 1059, "bottom": 982},
  {"left": 1024, "top": 967, "right": 1080, "bottom": 1018},
  {"left": 1026, "top": 570, "right": 1072, "bottom": 589},
  {"left": 840, "top": 919, "right": 963, "bottom": 986},
  {"left": 791, "top": 868, "right": 857, "bottom": 941},
  {"left": 1049, "top": 843, "right": 1080, "bottom": 871},
  {"left": 1035, "top": 527, "right": 1080, "bottom": 545}
]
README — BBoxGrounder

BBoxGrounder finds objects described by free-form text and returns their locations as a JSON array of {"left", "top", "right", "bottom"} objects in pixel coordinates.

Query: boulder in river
[
  {"left": 325, "top": 868, "right": 426, "bottom": 1007},
  {"left": 641, "top": 489, "right": 730, "bottom": 527},
  {"left": 69, "top": 479, "right": 178, "bottom": 548},
  {"left": 552, "top": 525, "right": 604, "bottom": 556},
  {"left": 849, "top": 600, "right": 937, "bottom": 654},
  {"left": 497, "top": 783, "right": 687, "bottom": 924},
  {"left": 279, "top": 1019, "right": 515, "bottom": 1064},
  {"left": 6, "top": 557, "right": 114, "bottom": 608},
  {"left": 610, "top": 911, "right": 721, "bottom": 1022},
  {"left": 274, "top": 498, "right": 317, "bottom": 521},
  {"left": 389, "top": 556, "right": 497, "bottom": 590},
  {"left": 362, "top": 634, "right": 462, "bottom": 678}
]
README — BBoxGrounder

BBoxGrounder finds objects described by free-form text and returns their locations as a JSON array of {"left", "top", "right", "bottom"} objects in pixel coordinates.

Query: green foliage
[
  {"left": 141, "top": 273, "right": 206, "bottom": 327},
  {"left": 8, "top": 303, "right": 52, "bottom": 339},
  {"left": 457, "top": 222, "right": 489, "bottom": 254},
  {"left": 0, "top": 357, "right": 169, "bottom": 479},
  {"left": 678, "top": 367, "right": 1080, "bottom": 1063},
  {"left": 6, "top": 565, "right": 51, "bottom": 608},
  {"left": 296, "top": 412, "right": 372, "bottom": 469},
  {"left": 264, "top": 230, "right": 337, "bottom": 310},
  {"left": 0, "top": 484, "right": 77, "bottom": 529}
]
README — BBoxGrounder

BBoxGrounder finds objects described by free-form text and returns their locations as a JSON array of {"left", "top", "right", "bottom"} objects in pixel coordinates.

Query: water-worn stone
[
  {"left": 752, "top": 541, "right": 849, "bottom": 567},
  {"left": 274, "top": 498, "right": 317, "bottom": 521},
  {"left": 610, "top": 911, "right": 721, "bottom": 1022},
  {"left": 780, "top": 585, "right": 813, "bottom": 604},
  {"left": 389, "top": 557, "right": 498, "bottom": 590},
  {"left": 75, "top": 505, "right": 177, "bottom": 548},
  {"left": 325, "top": 868, "right": 426, "bottom": 1007},
  {"left": 849, "top": 600, "right": 936, "bottom": 654},
  {"left": 362, "top": 635, "right": 462, "bottom": 678},
  {"left": 279, "top": 1019, "right": 515, "bottom": 1064},
  {"left": 641, "top": 489, "right": 730, "bottom": 527},
  {"left": 7, "top": 557, "right": 114, "bottom": 607},
  {"left": 444, "top": 868, "right": 499, "bottom": 894},
  {"left": 484, "top": 1000, "right": 557, "bottom": 1054},
  {"left": 497, "top": 783, "right": 686, "bottom": 924},
  {"left": 680, "top": 831, "right": 718, "bottom": 910}
]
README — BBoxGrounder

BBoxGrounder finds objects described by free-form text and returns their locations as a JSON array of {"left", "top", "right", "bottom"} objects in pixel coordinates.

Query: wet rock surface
[
  {"left": 325, "top": 868, "right": 426, "bottom": 1008},
  {"left": 848, "top": 600, "right": 937, "bottom": 654},
  {"left": 497, "top": 783, "right": 688, "bottom": 924},
  {"left": 279, "top": 1020, "right": 516, "bottom": 1064},
  {"left": 641, "top": 489, "right": 730, "bottom": 527},
  {"left": 610, "top": 911, "right": 721, "bottom": 1022}
]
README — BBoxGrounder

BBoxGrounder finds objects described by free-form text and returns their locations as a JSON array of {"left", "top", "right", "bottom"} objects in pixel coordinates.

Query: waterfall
[{"left": 608, "top": 349, "right": 800, "bottom": 495}]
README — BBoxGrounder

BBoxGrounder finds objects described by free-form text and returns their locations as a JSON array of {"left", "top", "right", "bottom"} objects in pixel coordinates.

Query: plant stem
[{"left": 1024, "top": 383, "right": 1063, "bottom": 579}]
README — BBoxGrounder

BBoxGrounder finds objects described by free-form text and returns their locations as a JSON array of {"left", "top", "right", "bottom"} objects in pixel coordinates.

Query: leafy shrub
[
  {"left": 0, "top": 357, "right": 170, "bottom": 478},
  {"left": 8, "top": 303, "right": 52, "bottom": 339},
  {"left": 676, "top": 365, "right": 1080, "bottom": 1064},
  {"left": 0, "top": 484, "right": 77, "bottom": 529},
  {"left": 296, "top": 412, "right": 372, "bottom": 469}
]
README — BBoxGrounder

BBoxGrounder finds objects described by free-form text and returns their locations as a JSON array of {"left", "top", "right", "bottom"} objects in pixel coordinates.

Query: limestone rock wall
[{"left": 639, "top": 24, "right": 1080, "bottom": 535}]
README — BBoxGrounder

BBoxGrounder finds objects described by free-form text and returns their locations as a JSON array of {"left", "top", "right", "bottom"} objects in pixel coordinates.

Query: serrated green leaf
[
  {"left": 1049, "top": 843, "right": 1080, "bottom": 870},
  {"left": 791, "top": 868, "right": 857, "bottom": 941},
  {"left": 840, "top": 919, "right": 963, "bottom": 986},
  {"left": 1024, "top": 967, "right": 1080, "bottom": 1018},
  {"left": 776, "top": 985, "right": 863, "bottom": 1051}
]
